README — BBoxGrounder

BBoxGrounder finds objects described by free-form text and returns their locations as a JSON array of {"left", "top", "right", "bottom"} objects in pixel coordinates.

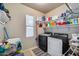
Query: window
[{"left": 26, "top": 15, "right": 34, "bottom": 37}]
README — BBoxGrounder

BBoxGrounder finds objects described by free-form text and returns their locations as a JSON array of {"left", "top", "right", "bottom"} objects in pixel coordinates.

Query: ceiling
[
  {"left": 68, "top": 3, "right": 79, "bottom": 13},
  {"left": 22, "top": 3, "right": 64, "bottom": 13}
]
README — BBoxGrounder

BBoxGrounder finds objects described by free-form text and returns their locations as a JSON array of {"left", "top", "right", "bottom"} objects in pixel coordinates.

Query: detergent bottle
[
  {"left": 74, "top": 18, "right": 78, "bottom": 25},
  {"left": 78, "top": 18, "right": 79, "bottom": 24}
]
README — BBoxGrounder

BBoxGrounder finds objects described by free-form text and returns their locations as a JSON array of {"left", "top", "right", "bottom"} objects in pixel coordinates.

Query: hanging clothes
[{"left": 0, "top": 10, "right": 9, "bottom": 24}]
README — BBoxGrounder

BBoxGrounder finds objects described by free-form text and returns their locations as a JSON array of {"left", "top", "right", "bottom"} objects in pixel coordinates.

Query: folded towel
[{"left": 7, "top": 38, "right": 21, "bottom": 45}]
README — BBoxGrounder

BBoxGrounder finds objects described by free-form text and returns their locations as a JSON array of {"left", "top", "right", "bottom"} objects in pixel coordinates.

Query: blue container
[
  {"left": 74, "top": 18, "right": 78, "bottom": 24},
  {"left": 0, "top": 46, "right": 5, "bottom": 53}
]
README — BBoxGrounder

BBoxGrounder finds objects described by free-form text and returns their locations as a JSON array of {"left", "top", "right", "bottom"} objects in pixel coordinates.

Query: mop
[{"left": 4, "top": 27, "right": 9, "bottom": 40}]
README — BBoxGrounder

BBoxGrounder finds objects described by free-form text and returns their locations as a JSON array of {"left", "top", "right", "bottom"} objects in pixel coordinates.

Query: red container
[{"left": 48, "top": 17, "right": 51, "bottom": 21}]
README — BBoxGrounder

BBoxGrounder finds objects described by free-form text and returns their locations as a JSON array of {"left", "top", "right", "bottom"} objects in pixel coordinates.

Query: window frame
[{"left": 26, "top": 15, "right": 35, "bottom": 37}]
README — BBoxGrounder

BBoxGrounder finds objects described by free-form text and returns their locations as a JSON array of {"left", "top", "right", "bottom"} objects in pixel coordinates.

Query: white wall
[
  {"left": 45, "top": 4, "right": 68, "bottom": 17},
  {"left": 4, "top": 3, "right": 44, "bottom": 50}
]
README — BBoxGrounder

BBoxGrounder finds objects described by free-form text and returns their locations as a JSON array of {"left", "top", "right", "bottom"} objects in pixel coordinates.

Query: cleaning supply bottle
[
  {"left": 69, "top": 18, "right": 73, "bottom": 24},
  {"left": 48, "top": 22, "right": 51, "bottom": 27},
  {"left": 74, "top": 18, "right": 78, "bottom": 24},
  {"left": 78, "top": 18, "right": 79, "bottom": 24}
]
